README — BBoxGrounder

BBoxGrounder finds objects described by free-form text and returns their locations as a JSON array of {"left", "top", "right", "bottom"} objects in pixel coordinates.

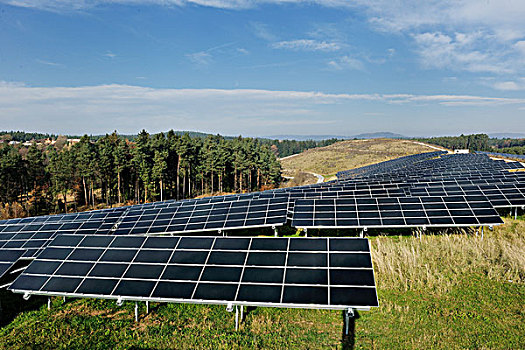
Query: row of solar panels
[
  {"left": 477, "top": 151, "right": 525, "bottom": 161},
  {"left": 8, "top": 235, "right": 379, "bottom": 310},
  {"left": 336, "top": 151, "right": 446, "bottom": 179}
]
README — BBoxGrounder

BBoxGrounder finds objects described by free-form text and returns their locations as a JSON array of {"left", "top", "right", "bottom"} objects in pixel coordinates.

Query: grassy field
[
  {"left": 0, "top": 217, "right": 523, "bottom": 349},
  {"left": 281, "top": 139, "right": 437, "bottom": 179}
]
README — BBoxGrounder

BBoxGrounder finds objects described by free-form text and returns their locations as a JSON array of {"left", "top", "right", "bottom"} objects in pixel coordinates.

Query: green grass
[{"left": 0, "top": 219, "right": 524, "bottom": 349}]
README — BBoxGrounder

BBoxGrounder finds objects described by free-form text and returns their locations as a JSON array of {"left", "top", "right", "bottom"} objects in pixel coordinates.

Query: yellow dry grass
[
  {"left": 371, "top": 218, "right": 525, "bottom": 293},
  {"left": 281, "top": 138, "right": 436, "bottom": 177}
]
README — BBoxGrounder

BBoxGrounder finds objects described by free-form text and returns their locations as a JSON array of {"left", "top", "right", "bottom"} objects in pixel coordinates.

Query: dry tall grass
[
  {"left": 281, "top": 139, "right": 435, "bottom": 176},
  {"left": 371, "top": 219, "right": 525, "bottom": 293}
]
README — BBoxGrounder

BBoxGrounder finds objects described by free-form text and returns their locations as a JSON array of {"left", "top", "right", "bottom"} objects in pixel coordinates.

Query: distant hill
[
  {"left": 488, "top": 133, "right": 525, "bottom": 139},
  {"left": 280, "top": 138, "right": 435, "bottom": 177},
  {"left": 352, "top": 132, "right": 406, "bottom": 139},
  {"left": 265, "top": 135, "right": 350, "bottom": 141},
  {"left": 266, "top": 132, "right": 407, "bottom": 141}
]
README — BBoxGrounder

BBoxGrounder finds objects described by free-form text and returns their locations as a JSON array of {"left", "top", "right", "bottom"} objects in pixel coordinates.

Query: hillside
[{"left": 281, "top": 138, "right": 436, "bottom": 178}]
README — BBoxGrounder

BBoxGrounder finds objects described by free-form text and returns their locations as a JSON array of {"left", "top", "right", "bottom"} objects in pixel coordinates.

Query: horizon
[
  {"left": 2, "top": 129, "right": 524, "bottom": 140},
  {"left": 0, "top": 1, "right": 524, "bottom": 136}
]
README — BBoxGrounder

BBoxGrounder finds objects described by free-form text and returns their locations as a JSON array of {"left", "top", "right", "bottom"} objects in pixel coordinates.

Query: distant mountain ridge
[
  {"left": 266, "top": 132, "right": 407, "bottom": 140},
  {"left": 351, "top": 132, "right": 406, "bottom": 139}
]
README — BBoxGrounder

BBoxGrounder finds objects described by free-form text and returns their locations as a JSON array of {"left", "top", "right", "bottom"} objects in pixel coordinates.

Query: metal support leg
[
  {"left": 47, "top": 297, "right": 51, "bottom": 310},
  {"left": 304, "top": 228, "right": 308, "bottom": 237},
  {"left": 344, "top": 308, "right": 355, "bottom": 336},
  {"left": 235, "top": 305, "right": 239, "bottom": 331},
  {"left": 515, "top": 207, "right": 518, "bottom": 220},
  {"left": 135, "top": 302, "right": 139, "bottom": 322},
  {"left": 240, "top": 305, "right": 243, "bottom": 322},
  {"left": 481, "top": 226, "right": 484, "bottom": 240},
  {"left": 146, "top": 301, "right": 149, "bottom": 314},
  {"left": 63, "top": 296, "right": 66, "bottom": 303},
  {"left": 273, "top": 226, "right": 278, "bottom": 237}
]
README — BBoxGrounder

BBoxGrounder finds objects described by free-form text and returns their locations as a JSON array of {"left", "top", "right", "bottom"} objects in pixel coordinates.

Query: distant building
[
  {"left": 67, "top": 138, "right": 81, "bottom": 144},
  {"left": 453, "top": 149, "right": 469, "bottom": 154},
  {"left": 8, "top": 140, "right": 20, "bottom": 145}
]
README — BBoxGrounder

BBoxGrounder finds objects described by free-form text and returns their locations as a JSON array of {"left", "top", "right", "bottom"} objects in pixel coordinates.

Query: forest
[
  {"left": 416, "top": 134, "right": 491, "bottom": 151},
  {"left": 0, "top": 131, "right": 281, "bottom": 219},
  {"left": 416, "top": 133, "right": 525, "bottom": 155},
  {"left": 0, "top": 131, "right": 341, "bottom": 159}
]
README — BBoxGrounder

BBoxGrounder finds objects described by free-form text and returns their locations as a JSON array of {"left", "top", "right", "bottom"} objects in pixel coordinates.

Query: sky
[{"left": 0, "top": 0, "right": 524, "bottom": 137}]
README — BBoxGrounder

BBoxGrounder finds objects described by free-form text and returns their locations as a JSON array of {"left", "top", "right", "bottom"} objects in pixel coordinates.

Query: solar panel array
[
  {"left": 477, "top": 151, "right": 525, "bottom": 161},
  {"left": 1, "top": 152, "right": 521, "bottom": 281},
  {"left": 10, "top": 235, "right": 378, "bottom": 310},
  {"left": 3, "top": 149, "right": 524, "bottom": 319}
]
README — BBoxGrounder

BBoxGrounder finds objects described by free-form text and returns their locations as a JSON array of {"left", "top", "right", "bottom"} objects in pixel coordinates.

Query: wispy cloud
[
  {"left": 327, "top": 56, "right": 364, "bottom": 71},
  {"left": 249, "top": 22, "right": 277, "bottom": 41},
  {"left": 0, "top": 81, "right": 523, "bottom": 135},
  {"left": 35, "top": 59, "right": 63, "bottom": 67},
  {"left": 412, "top": 31, "right": 517, "bottom": 74},
  {"left": 493, "top": 78, "right": 525, "bottom": 91},
  {"left": 1, "top": 1, "right": 352, "bottom": 12},
  {"left": 272, "top": 39, "right": 340, "bottom": 52},
  {"left": 103, "top": 51, "right": 117, "bottom": 58},
  {"left": 186, "top": 51, "right": 212, "bottom": 65}
]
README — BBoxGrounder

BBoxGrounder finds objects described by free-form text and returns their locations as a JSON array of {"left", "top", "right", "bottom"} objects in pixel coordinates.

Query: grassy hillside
[
  {"left": 1, "top": 217, "right": 523, "bottom": 349},
  {"left": 281, "top": 139, "right": 436, "bottom": 178}
]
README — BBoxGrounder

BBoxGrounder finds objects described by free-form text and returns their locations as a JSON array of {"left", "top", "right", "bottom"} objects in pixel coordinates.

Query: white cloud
[
  {"left": 103, "top": 51, "right": 117, "bottom": 58},
  {"left": 412, "top": 31, "right": 515, "bottom": 74},
  {"left": 186, "top": 51, "right": 212, "bottom": 65},
  {"left": 493, "top": 78, "right": 525, "bottom": 91},
  {"left": 271, "top": 39, "right": 340, "bottom": 52},
  {"left": 249, "top": 22, "right": 277, "bottom": 41},
  {"left": 1, "top": 1, "right": 353, "bottom": 11},
  {"left": 0, "top": 82, "right": 523, "bottom": 135},
  {"left": 35, "top": 59, "right": 63, "bottom": 67},
  {"left": 327, "top": 56, "right": 364, "bottom": 71},
  {"left": 515, "top": 41, "right": 525, "bottom": 56}
]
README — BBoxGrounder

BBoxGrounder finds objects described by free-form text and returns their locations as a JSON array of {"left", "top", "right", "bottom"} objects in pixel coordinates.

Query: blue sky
[{"left": 0, "top": 0, "right": 524, "bottom": 137}]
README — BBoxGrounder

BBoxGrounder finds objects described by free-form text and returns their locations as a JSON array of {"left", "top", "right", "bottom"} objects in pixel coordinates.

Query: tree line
[
  {"left": 0, "top": 131, "right": 281, "bottom": 218},
  {"left": 416, "top": 134, "right": 491, "bottom": 151},
  {"left": 262, "top": 138, "right": 341, "bottom": 158},
  {"left": 1, "top": 130, "right": 342, "bottom": 159}
]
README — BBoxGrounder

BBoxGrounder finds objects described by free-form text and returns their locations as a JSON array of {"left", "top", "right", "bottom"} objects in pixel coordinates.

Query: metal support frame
[
  {"left": 360, "top": 227, "right": 367, "bottom": 238},
  {"left": 481, "top": 226, "right": 484, "bottom": 240},
  {"left": 47, "top": 297, "right": 51, "bottom": 310},
  {"left": 344, "top": 308, "right": 355, "bottom": 336},
  {"left": 273, "top": 226, "right": 278, "bottom": 237},
  {"left": 135, "top": 302, "right": 139, "bottom": 322},
  {"left": 226, "top": 303, "right": 243, "bottom": 331},
  {"left": 235, "top": 305, "right": 239, "bottom": 331},
  {"left": 304, "top": 228, "right": 308, "bottom": 237},
  {"left": 515, "top": 207, "right": 518, "bottom": 220},
  {"left": 146, "top": 301, "right": 149, "bottom": 314}
]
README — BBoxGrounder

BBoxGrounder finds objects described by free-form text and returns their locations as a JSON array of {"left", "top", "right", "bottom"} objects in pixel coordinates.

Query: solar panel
[
  {"left": 112, "top": 197, "right": 289, "bottom": 235},
  {"left": 9, "top": 235, "right": 378, "bottom": 310},
  {"left": 0, "top": 249, "right": 26, "bottom": 279},
  {"left": 292, "top": 196, "right": 504, "bottom": 229},
  {"left": 408, "top": 183, "right": 525, "bottom": 208}
]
